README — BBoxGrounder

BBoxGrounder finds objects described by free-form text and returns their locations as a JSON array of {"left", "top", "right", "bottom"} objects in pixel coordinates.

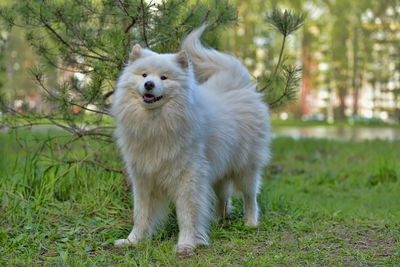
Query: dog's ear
[
  {"left": 176, "top": 50, "right": 188, "bottom": 70},
  {"left": 129, "top": 44, "right": 142, "bottom": 63}
]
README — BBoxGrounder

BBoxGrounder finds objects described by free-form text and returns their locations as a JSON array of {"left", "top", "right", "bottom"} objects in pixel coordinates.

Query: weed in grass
[{"left": 368, "top": 165, "right": 398, "bottom": 187}]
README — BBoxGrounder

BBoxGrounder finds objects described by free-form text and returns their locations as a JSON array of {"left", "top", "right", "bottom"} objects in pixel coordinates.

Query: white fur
[{"left": 111, "top": 25, "right": 271, "bottom": 253}]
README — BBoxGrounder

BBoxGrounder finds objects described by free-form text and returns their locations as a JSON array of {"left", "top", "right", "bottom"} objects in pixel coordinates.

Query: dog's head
[{"left": 116, "top": 44, "right": 190, "bottom": 110}]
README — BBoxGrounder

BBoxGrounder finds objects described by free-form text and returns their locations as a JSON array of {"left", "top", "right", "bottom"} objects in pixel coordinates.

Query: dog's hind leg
[
  {"left": 233, "top": 169, "right": 261, "bottom": 226},
  {"left": 213, "top": 178, "right": 233, "bottom": 219}
]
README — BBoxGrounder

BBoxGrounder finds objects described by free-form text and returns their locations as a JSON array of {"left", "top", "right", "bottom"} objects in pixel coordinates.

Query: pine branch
[
  {"left": 140, "top": 0, "right": 150, "bottom": 47},
  {"left": 258, "top": 9, "right": 306, "bottom": 108},
  {"left": 32, "top": 68, "right": 109, "bottom": 116},
  {"left": 38, "top": 2, "right": 112, "bottom": 62},
  {"left": 268, "top": 65, "right": 301, "bottom": 107},
  {"left": 273, "top": 34, "right": 287, "bottom": 79},
  {"left": 55, "top": 9, "right": 109, "bottom": 60},
  {"left": 266, "top": 9, "right": 306, "bottom": 37},
  {"left": 118, "top": 0, "right": 137, "bottom": 33}
]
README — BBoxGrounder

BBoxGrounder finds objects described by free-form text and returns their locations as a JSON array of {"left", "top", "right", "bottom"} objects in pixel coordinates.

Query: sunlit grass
[
  {"left": 270, "top": 118, "right": 400, "bottom": 128},
  {"left": 0, "top": 130, "right": 399, "bottom": 265}
]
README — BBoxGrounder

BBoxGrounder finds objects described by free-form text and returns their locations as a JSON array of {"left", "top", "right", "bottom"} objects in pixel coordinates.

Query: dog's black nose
[{"left": 144, "top": 81, "right": 155, "bottom": 91}]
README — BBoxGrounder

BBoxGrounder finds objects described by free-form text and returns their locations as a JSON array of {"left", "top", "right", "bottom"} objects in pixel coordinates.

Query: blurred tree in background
[
  {"left": 1, "top": 0, "right": 400, "bottom": 124},
  {"left": 1, "top": 28, "right": 39, "bottom": 113},
  {"left": 224, "top": 0, "right": 400, "bottom": 122},
  {"left": 0, "top": 25, "right": 7, "bottom": 112}
]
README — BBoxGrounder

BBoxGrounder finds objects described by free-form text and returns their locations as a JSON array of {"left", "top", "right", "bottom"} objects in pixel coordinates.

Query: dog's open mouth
[{"left": 143, "top": 94, "right": 163, "bottom": 104}]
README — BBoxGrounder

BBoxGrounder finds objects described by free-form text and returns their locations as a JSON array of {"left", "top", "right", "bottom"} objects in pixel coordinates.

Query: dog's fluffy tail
[{"left": 181, "top": 25, "right": 253, "bottom": 91}]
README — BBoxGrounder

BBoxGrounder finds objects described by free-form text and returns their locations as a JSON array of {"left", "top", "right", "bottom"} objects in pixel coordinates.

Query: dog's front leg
[
  {"left": 115, "top": 183, "right": 168, "bottom": 248},
  {"left": 174, "top": 176, "right": 211, "bottom": 254}
]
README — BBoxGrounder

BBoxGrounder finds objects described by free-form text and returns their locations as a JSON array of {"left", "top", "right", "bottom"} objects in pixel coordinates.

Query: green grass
[
  {"left": 1, "top": 130, "right": 399, "bottom": 265},
  {"left": 271, "top": 118, "right": 400, "bottom": 128}
]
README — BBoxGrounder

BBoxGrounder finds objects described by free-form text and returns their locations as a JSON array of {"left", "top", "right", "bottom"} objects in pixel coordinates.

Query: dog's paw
[
  {"left": 244, "top": 219, "right": 258, "bottom": 227},
  {"left": 175, "top": 243, "right": 195, "bottom": 255},
  {"left": 114, "top": 238, "right": 136, "bottom": 248},
  {"left": 195, "top": 238, "right": 209, "bottom": 247}
]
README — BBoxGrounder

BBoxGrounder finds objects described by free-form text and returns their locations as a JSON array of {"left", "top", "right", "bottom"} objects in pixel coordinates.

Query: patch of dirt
[{"left": 321, "top": 224, "right": 398, "bottom": 263}]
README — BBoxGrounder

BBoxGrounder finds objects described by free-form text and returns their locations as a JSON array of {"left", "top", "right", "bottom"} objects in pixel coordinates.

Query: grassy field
[
  {"left": 0, "top": 129, "right": 399, "bottom": 265},
  {"left": 270, "top": 117, "right": 400, "bottom": 128}
]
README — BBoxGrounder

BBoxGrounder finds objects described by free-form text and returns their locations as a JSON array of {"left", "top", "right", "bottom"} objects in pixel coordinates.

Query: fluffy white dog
[{"left": 112, "top": 25, "right": 271, "bottom": 253}]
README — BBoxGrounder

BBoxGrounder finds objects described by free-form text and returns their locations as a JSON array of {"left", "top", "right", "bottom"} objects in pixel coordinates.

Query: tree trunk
[
  {"left": 301, "top": 27, "right": 312, "bottom": 116},
  {"left": 338, "top": 85, "right": 347, "bottom": 120},
  {"left": 352, "top": 24, "right": 359, "bottom": 116}
]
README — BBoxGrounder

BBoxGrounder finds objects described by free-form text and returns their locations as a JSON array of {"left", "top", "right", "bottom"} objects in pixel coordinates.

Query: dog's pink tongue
[{"left": 144, "top": 94, "right": 155, "bottom": 101}]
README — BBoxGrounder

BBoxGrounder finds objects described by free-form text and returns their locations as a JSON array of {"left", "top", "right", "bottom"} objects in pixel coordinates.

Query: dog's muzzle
[{"left": 143, "top": 93, "right": 163, "bottom": 104}]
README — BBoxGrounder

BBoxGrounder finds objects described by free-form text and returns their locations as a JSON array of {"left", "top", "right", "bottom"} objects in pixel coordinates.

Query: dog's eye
[
  {"left": 160, "top": 75, "right": 168, "bottom": 80},
  {"left": 142, "top": 73, "right": 147, "bottom": 78}
]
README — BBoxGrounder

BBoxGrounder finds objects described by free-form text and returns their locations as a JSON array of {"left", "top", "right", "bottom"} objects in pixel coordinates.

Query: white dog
[{"left": 111, "top": 25, "right": 271, "bottom": 253}]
